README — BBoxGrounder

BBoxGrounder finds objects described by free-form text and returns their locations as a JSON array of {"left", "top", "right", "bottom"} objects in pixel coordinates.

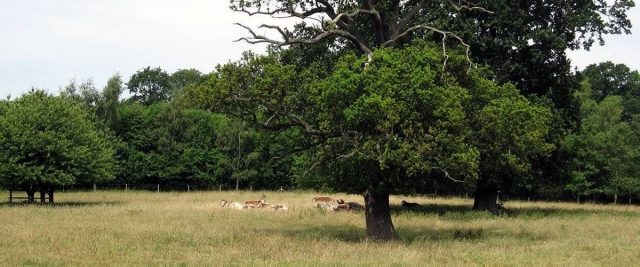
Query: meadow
[{"left": 0, "top": 190, "right": 639, "bottom": 265}]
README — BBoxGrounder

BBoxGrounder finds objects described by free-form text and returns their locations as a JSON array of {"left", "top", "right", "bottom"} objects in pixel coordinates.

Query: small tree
[
  {"left": 99, "top": 74, "right": 125, "bottom": 127},
  {"left": 0, "top": 91, "right": 116, "bottom": 203},
  {"left": 170, "top": 69, "right": 207, "bottom": 94},
  {"left": 216, "top": 120, "right": 260, "bottom": 190},
  {"left": 128, "top": 67, "right": 172, "bottom": 105}
]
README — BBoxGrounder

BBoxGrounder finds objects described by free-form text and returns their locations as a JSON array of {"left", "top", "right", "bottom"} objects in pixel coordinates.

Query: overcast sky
[{"left": 1, "top": 1, "right": 638, "bottom": 98}]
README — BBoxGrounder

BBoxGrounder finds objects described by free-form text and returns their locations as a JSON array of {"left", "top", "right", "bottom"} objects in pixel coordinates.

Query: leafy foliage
[
  {"left": 192, "top": 42, "right": 552, "bottom": 198},
  {"left": 580, "top": 61, "right": 640, "bottom": 119},
  {"left": 128, "top": 67, "right": 172, "bottom": 105},
  {"left": 0, "top": 91, "right": 116, "bottom": 189},
  {"left": 564, "top": 82, "right": 640, "bottom": 200}
]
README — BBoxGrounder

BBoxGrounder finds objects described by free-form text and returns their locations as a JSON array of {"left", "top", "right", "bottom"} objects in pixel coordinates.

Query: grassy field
[{"left": 0, "top": 191, "right": 639, "bottom": 265}]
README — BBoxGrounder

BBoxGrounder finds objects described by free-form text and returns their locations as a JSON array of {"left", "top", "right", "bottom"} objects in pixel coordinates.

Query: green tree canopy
[
  {"left": 98, "top": 74, "right": 125, "bottom": 127},
  {"left": 128, "top": 66, "right": 172, "bottom": 105},
  {"left": 580, "top": 62, "right": 640, "bottom": 119},
  {"left": 0, "top": 91, "right": 117, "bottom": 202},
  {"left": 564, "top": 82, "right": 640, "bottom": 203},
  {"left": 170, "top": 69, "right": 207, "bottom": 94}
]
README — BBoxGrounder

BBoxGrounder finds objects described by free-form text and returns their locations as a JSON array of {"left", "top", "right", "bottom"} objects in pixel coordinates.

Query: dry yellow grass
[{"left": 0, "top": 190, "right": 639, "bottom": 265}]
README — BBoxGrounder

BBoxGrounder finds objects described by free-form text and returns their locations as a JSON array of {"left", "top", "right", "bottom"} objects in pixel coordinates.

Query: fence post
[
  {"left": 93, "top": 183, "right": 97, "bottom": 191},
  {"left": 9, "top": 189, "right": 12, "bottom": 203},
  {"left": 187, "top": 184, "right": 190, "bottom": 192},
  {"left": 157, "top": 184, "right": 160, "bottom": 193},
  {"left": 125, "top": 184, "right": 128, "bottom": 191}
]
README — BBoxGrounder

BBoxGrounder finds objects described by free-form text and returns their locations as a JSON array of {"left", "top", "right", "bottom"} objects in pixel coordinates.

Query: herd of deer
[
  {"left": 220, "top": 199, "right": 289, "bottom": 211},
  {"left": 220, "top": 196, "right": 423, "bottom": 212}
]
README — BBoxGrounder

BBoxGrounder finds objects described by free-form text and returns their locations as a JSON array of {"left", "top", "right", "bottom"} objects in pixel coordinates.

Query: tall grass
[{"left": 0, "top": 191, "right": 639, "bottom": 265}]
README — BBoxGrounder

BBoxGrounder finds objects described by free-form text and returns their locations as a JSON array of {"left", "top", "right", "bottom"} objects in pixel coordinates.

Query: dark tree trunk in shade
[
  {"left": 26, "top": 187, "right": 36, "bottom": 204},
  {"left": 363, "top": 189, "right": 399, "bottom": 241},
  {"left": 47, "top": 189, "right": 55, "bottom": 204},
  {"left": 473, "top": 183, "right": 498, "bottom": 211}
]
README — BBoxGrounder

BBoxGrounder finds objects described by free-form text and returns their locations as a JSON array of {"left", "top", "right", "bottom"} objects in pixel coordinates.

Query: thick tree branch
[{"left": 235, "top": 23, "right": 373, "bottom": 54}]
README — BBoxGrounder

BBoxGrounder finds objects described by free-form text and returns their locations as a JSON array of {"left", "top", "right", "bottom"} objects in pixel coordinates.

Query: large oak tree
[{"left": 228, "top": 0, "right": 633, "bottom": 211}]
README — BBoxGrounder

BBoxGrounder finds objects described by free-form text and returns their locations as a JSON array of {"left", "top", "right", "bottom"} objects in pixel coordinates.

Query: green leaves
[
  {"left": 564, "top": 82, "right": 640, "bottom": 198},
  {"left": 128, "top": 67, "right": 172, "bottom": 105},
  {"left": 0, "top": 91, "right": 117, "bottom": 188},
  {"left": 198, "top": 41, "right": 553, "bottom": 195}
]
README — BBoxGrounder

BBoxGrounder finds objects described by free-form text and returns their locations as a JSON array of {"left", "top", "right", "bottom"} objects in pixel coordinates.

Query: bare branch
[
  {"left": 450, "top": 0, "right": 496, "bottom": 14},
  {"left": 234, "top": 23, "right": 373, "bottom": 54},
  {"left": 433, "top": 167, "right": 464, "bottom": 183}
]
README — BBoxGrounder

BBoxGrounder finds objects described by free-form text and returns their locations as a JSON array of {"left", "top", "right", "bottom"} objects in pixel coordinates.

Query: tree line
[{"left": 1, "top": 58, "right": 638, "bottom": 203}]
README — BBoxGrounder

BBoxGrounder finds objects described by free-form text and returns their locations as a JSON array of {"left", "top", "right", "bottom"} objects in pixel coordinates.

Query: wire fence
[{"left": 55, "top": 182, "right": 294, "bottom": 193}]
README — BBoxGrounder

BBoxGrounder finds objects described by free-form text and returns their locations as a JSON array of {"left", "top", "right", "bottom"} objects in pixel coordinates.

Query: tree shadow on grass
[
  {"left": 396, "top": 225, "right": 547, "bottom": 243},
  {"left": 390, "top": 203, "right": 640, "bottom": 219},
  {"left": 263, "top": 224, "right": 367, "bottom": 243},
  {"left": 0, "top": 201, "right": 123, "bottom": 207},
  {"left": 263, "top": 223, "right": 546, "bottom": 243}
]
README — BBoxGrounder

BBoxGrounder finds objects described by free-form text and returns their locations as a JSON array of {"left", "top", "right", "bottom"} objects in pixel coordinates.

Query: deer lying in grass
[
  {"left": 220, "top": 200, "right": 248, "bottom": 209},
  {"left": 314, "top": 198, "right": 363, "bottom": 212},
  {"left": 221, "top": 199, "right": 288, "bottom": 211},
  {"left": 337, "top": 199, "right": 363, "bottom": 210},
  {"left": 244, "top": 199, "right": 267, "bottom": 208},
  {"left": 401, "top": 200, "right": 421, "bottom": 208}
]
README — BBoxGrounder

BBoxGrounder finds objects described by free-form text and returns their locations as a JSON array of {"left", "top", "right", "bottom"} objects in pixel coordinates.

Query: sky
[{"left": 0, "top": 1, "right": 639, "bottom": 98}]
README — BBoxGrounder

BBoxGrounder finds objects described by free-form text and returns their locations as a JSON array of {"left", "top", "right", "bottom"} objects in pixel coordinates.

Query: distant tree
[
  {"left": 216, "top": 120, "right": 260, "bottom": 190},
  {"left": 177, "top": 109, "right": 230, "bottom": 187},
  {"left": 170, "top": 69, "right": 206, "bottom": 94},
  {"left": 580, "top": 62, "right": 640, "bottom": 119},
  {"left": 471, "top": 89, "right": 554, "bottom": 210},
  {"left": 564, "top": 82, "right": 640, "bottom": 203},
  {"left": 114, "top": 101, "right": 231, "bottom": 187},
  {"left": 0, "top": 91, "right": 116, "bottom": 203},
  {"left": 98, "top": 74, "right": 124, "bottom": 127},
  {"left": 128, "top": 67, "right": 171, "bottom": 105},
  {"left": 61, "top": 79, "right": 101, "bottom": 107}
]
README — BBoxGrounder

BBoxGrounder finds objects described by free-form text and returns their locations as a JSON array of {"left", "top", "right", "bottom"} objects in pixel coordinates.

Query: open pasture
[{"left": 0, "top": 191, "right": 639, "bottom": 265}]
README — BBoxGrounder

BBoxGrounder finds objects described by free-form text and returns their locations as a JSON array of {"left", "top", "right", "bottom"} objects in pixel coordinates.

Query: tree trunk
[
  {"left": 26, "top": 186, "right": 35, "bottom": 204},
  {"left": 614, "top": 193, "right": 618, "bottom": 205},
  {"left": 39, "top": 190, "right": 46, "bottom": 203},
  {"left": 235, "top": 179, "right": 239, "bottom": 191},
  {"left": 47, "top": 189, "right": 54, "bottom": 204},
  {"left": 473, "top": 184, "right": 498, "bottom": 211},
  {"left": 363, "top": 189, "right": 399, "bottom": 241}
]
